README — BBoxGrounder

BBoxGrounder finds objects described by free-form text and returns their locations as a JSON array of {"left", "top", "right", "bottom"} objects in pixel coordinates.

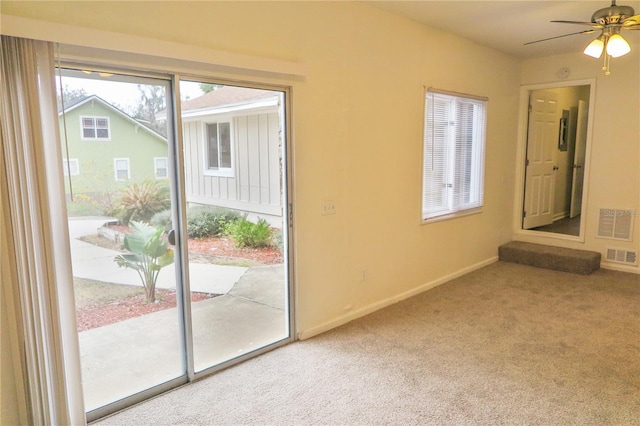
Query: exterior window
[
  {"left": 114, "top": 158, "right": 130, "bottom": 181},
  {"left": 206, "top": 122, "right": 232, "bottom": 173},
  {"left": 82, "top": 116, "right": 110, "bottom": 140},
  {"left": 62, "top": 158, "right": 80, "bottom": 176},
  {"left": 154, "top": 157, "right": 168, "bottom": 179},
  {"left": 422, "top": 90, "right": 487, "bottom": 222}
]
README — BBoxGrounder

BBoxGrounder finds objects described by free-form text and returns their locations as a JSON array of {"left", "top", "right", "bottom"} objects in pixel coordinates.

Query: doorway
[
  {"left": 57, "top": 66, "right": 292, "bottom": 421},
  {"left": 520, "top": 82, "right": 593, "bottom": 239}
]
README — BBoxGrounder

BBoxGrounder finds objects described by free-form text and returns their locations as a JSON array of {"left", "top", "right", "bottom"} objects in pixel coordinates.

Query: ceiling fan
[{"left": 526, "top": 1, "right": 640, "bottom": 75}]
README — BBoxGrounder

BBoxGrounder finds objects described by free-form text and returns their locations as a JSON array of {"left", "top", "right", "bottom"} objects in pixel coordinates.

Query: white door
[
  {"left": 523, "top": 91, "right": 558, "bottom": 229},
  {"left": 570, "top": 100, "right": 588, "bottom": 218}
]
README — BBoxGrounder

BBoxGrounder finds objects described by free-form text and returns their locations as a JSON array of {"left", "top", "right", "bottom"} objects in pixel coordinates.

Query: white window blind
[
  {"left": 114, "top": 158, "right": 130, "bottom": 181},
  {"left": 422, "top": 90, "right": 487, "bottom": 221},
  {"left": 154, "top": 157, "right": 168, "bottom": 179},
  {"left": 62, "top": 158, "right": 80, "bottom": 176}
]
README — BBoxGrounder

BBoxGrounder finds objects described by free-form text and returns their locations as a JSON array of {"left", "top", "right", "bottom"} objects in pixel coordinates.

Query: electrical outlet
[{"left": 321, "top": 200, "right": 336, "bottom": 216}]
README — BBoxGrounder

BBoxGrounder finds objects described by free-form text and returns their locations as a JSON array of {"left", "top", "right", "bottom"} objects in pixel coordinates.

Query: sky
[{"left": 56, "top": 74, "right": 205, "bottom": 113}]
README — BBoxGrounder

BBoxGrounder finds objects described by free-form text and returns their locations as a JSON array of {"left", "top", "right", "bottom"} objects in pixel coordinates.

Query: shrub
[
  {"left": 150, "top": 206, "right": 242, "bottom": 238},
  {"left": 224, "top": 217, "right": 273, "bottom": 248},
  {"left": 187, "top": 206, "right": 242, "bottom": 238},
  {"left": 150, "top": 209, "right": 172, "bottom": 231},
  {"left": 116, "top": 180, "right": 170, "bottom": 225}
]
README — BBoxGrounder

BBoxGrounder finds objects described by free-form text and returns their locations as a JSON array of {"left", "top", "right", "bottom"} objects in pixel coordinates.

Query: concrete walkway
[
  {"left": 68, "top": 217, "right": 288, "bottom": 412},
  {"left": 69, "top": 217, "right": 247, "bottom": 294}
]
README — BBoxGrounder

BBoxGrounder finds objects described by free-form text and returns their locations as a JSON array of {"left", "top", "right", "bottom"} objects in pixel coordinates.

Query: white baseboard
[
  {"left": 600, "top": 262, "right": 640, "bottom": 274},
  {"left": 297, "top": 256, "right": 499, "bottom": 340}
]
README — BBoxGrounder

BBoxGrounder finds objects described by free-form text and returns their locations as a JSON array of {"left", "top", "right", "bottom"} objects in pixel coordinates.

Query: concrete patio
[{"left": 68, "top": 217, "right": 288, "bottom": 412}]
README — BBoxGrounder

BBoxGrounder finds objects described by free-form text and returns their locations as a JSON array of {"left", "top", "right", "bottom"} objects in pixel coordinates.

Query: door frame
[
  {"left": 55, "top": 59, "right": 297, "bottom": 422},
  {"left": 513, "top": 79, "right": 596, "bottom": 243}
]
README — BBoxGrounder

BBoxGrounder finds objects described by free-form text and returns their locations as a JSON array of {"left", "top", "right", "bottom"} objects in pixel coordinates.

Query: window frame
[
  {"left": 113, "top": 157, "right": 130, "bottom": 181},
  {"left": 154, "top": 157, "right": 168, "bottom": 179},
  {"left": 80, "top": 115, "right": 111, "bottom": 141},
  {"left": 203, "top": 118, "right": 234, "bottom": 177},
  {"left": 422, "top": 89, "right": 487, "bottom": 223},
  {"left": 62, "top": 158, "right": 80, "bottom": 176}
]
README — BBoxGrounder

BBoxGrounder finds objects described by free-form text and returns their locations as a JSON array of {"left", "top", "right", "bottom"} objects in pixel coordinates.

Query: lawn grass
[
  {"left": 66, "top": 201, "right": 104, "bottom": 217},
  {"left": 73, "top": 277, "right": 143, "bottom": 308}
]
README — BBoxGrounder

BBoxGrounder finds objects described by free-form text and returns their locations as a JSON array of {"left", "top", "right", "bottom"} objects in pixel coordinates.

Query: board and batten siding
[{"left": 183, "top": 112, "right": 282, "bottom": 222}]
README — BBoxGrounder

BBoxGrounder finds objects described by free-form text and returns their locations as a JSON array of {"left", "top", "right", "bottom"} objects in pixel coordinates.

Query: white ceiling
[{"left": 368, "top": 1, "right": 640, "bottom": 58}]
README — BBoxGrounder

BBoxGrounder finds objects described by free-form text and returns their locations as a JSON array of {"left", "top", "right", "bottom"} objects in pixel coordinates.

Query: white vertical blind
[
  {"left": 423, "top": 90, "right": 487, "bottom": 221},
  {"left": 0, "top": 35, "right": 86, "bottom": 425}
]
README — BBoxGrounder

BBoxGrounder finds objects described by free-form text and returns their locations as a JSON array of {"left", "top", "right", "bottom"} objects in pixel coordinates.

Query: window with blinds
[{"left": 422, "top": 89, "right": 487, "bottom": 222}]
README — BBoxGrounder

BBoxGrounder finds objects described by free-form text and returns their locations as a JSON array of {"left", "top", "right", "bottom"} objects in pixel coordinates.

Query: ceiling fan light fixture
[
  {"left": 584, "top": 36, "right": 605, "bottom": 58},
  {"left": 606, "top": 33, "right": 631, "bottom": 57}
]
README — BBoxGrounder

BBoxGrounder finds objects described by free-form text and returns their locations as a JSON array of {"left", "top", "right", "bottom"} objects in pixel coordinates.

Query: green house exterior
[{"left": 59, "top": 95, "right": 168, "bottom": 199}]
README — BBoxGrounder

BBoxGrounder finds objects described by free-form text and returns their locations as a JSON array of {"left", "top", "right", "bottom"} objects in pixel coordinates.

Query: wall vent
[
  {"left": 597, "top": 209, "right": 634, "bottom": 241},
  {"left": 605, "top": 247, "right": 638, "bottom": 266}
]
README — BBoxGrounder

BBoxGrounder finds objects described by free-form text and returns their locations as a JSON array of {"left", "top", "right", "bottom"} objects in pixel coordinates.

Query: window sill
[
  {"left": 422, "top": 207, "right": 483, "bottom": 225},
  {"left": 203, "top": 170, "right": 234, "bottom": 178}
]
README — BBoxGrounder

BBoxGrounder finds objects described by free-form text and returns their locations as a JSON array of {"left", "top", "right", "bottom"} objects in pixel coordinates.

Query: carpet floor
[{"left": 97, "top": 262, "right": 640, "bottom": 425}]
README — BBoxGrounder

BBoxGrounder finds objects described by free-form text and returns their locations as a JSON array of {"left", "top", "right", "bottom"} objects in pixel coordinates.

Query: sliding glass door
[
  {"left": 178, "top": 80, "right": 290, "bottom": 373},
  {"left": 57, "top": 66, "right": 291, "bottom": 421}
]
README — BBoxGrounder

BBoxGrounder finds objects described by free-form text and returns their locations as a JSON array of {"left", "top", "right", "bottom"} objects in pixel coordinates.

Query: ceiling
[{"left": 368, "top": 1, "right": 640, "bottom": 58}]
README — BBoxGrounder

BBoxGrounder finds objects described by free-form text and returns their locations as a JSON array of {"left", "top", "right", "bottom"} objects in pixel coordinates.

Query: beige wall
[
  {"left": 1, "top": 1, "right": 522, "bottom": 335},
  {"left": 0, "top": 0, "right": 565, "bottom": 416},
  {"left": 519, "top": 51, "right": 639, "bottom": 271},
  {"left": 2, "top": 1, "right": 638, "bottom": 420}
]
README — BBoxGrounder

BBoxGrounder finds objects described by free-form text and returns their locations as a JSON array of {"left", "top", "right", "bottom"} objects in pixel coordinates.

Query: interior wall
[
  {"left": 0, "top": 1, "right": 521, "bottom": 335},
  {"left": 520, "top": 51, "right": 639, "bottom": 271}
]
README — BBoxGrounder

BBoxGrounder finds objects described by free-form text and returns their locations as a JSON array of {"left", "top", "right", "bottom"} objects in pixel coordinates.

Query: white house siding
[{"left": 183, "top": 111, "right": 282, "bottom": 225}]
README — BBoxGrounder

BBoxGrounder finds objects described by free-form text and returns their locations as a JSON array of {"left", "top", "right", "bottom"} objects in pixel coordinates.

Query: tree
[
  {"left": 57, "top": 85, "right": 87, "bottom": 110},
  {"left": 199, "top": 83, "right": 222, "bottom": 94},
  {"left": 132, "top": 84, "right": 168, "bottom": 136},
  {"left": 114, "top": 221, "right": 174, "bottom": 303}
]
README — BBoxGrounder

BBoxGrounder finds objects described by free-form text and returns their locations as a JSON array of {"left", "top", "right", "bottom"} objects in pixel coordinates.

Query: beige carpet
[{"left": 97, "top": 262, "right": 640, "bottom": 425}]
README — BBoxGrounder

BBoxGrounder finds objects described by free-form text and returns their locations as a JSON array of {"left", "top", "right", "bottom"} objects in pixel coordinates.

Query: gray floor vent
[
  {"left": 605, "top": 248, "right": 638, "bottom": 266},
  {"left": 597, "top": 209, "right": 633, "bottom": 241}
]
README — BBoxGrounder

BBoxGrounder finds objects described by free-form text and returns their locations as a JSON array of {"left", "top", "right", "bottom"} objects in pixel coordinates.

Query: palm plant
[
  {"left": 117, "top": 180, "right": 170, "bottom": 225},
  {"left": 114, "top": 221, "right": 174, "bottom": 303}
]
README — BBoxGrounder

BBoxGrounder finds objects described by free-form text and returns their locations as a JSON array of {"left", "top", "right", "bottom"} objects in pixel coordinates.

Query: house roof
[
  {"left": 59, "top": 95, "right": 167, "bottom": 142},
  {"left": 181, "top": 86, "right": 279, "bottom": 112}
]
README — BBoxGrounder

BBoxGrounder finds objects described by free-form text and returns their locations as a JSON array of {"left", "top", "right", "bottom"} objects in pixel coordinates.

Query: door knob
[
  {"left": 553, "top": 166, "right": 559, "bottom": 171},
  {"left": 167, "top": 229, "right": 176, "bottom": 245}
]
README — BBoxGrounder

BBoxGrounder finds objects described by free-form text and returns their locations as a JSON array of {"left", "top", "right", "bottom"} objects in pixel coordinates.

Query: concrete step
[{"left": 499, "top": 241, "right": 600, "bottom": 275}]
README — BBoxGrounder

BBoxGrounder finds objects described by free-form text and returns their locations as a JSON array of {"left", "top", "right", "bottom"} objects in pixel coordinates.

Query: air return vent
[
  {"left": 597, "top": 209, "right": 634, "bottom": 241},
  {"left": 605, "top": 247, "right": 638, "bottom": 266}
]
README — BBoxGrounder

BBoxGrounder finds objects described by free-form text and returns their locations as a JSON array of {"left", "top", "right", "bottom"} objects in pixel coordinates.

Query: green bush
[
  {"left": 224, "top": 217, "right": 273, "bottom": 248},
  {"left": 116, "top": 181, "right": 171, "bottom": 225},
  {"left": 150, "top": 206, "right": 242, "bottom": 238},
  {"left": 150, "top": 209, "right": 172, "bottom": 231}
]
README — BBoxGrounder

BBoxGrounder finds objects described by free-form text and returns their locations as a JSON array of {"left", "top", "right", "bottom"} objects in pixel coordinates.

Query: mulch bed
[
  {"left": 76, "top": 225, "right": 283, "bottom": 332},
  {"left": 86, "top": 225, "right": 283, "bottom": 265},
  {"left": 76, "top": 290, "right": 217, "bottom": 332}
]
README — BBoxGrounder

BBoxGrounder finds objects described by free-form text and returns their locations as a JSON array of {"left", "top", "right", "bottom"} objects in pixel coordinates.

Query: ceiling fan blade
[
  {"left": 551, "top": 20, "right": 603, "bottom": 28},
  {"left": 524, "top": 29, "right": 596, "bottom": 46},
  {"left": 622, "top": 13, "right": 640, "bottom": 28}
]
